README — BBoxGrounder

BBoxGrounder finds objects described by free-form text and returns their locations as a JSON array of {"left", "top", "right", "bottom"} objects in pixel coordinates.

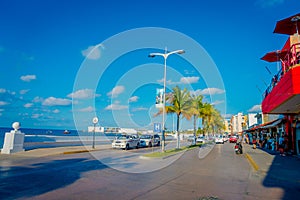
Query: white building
[
  {"left": 88, "top": 126, "right": 104, "bottom": 133},
  {"left": 248, "top": 113, "right": 258, "bottom": 127},
  {"left": 231, "top": 113, "right": 246, "bottom": 135}
]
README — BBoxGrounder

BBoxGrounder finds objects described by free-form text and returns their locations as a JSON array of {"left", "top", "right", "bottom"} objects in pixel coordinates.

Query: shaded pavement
[{"left": 244, "top": 144, "right": 300, "bottom": 200}]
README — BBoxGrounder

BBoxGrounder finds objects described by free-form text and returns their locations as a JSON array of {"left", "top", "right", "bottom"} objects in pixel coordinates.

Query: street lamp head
[
  {"left": 177, "top": 50, "right": 185, "bottom": 54},
  {"left": 148, "top": 54, "right": 156, "bottom": 58}
]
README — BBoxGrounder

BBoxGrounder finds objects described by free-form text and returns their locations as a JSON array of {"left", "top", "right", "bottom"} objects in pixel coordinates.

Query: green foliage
[{"left": 155, "top": 85, "right": 224, "bottom": 136}]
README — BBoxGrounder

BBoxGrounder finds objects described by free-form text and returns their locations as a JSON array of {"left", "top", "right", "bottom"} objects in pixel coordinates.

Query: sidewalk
[{"left": 244, "top": 143, "right": 300, "bottom": 183}]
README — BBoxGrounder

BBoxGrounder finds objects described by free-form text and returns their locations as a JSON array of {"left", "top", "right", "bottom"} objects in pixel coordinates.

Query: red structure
[{"left": 261, "top": 13, "right": 300, "bottom": 155}]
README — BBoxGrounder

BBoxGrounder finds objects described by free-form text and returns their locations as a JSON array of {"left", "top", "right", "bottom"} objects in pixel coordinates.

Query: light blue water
[{"left": 0, "top": 127, "right": 119, "bottom": 147}]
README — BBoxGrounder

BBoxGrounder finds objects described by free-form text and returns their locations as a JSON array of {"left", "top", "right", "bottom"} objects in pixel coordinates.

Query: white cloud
[
  {"left": 78, "top": 106, "right": 95, "bottom": 112},
  {"left": 157, "top": 78, "right": 178, "bottom": 85},
  {"left": 42, "top": 97, "right": 72, "bottom": 106},
  {"left": 68, "top": 89, "right": 100, "bottom": 99},
  {"left": 20, "top": 89, "right": 30, "bottom": 95},
  {"left": 105, "top": 101, "right": 128, "bottom": 110},
  {"left": 132, "top": 107, "right": 148, "bottom": 112},
  {"left": 20, "top": 75, "right": 36, "bottom": 82},
  {"left": 33, "top": 96, "right": 44, "bottom": 103},
  {"left": 81, "top": 45, "right": 103, "bottom": 60},
  {"left": 129, "top": 96, "right": 139, "bottom": 103},
  {"left": 248, "top": 104, "right": 262, "bottom": 113},
  {"left": 180, "top": 76, "right": 200, "bottom": 84},
  {"left": 0, "top": 88, "right": 6, "bottom": 93},
  {"left": 53, "top": 109, "right": 60, "bottom": 113},
  {"left": 0, "top": 101, "right": 9, "bottom": 106},
  {"left": 24, "top": 103, "right": 33, "bottom": 108},
  {"left": 32, "top": 113, "right": 43, "bottom": 119},
  {"left": 107, "top": 86, "right": 125, "bottom": 98},
  {"left": 157, "top": 77, "right": 200, "bottom": 85},
  {"left": 197, "top": 88, "right": 225, "bottom": 95}
]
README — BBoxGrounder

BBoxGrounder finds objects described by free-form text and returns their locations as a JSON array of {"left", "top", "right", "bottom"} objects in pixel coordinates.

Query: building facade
[
  {"left": 230, "top": 113, "right": 247, "bottom": 135},
  {"left": 260, "top": 13, "right": 300, "bottom": 155}
]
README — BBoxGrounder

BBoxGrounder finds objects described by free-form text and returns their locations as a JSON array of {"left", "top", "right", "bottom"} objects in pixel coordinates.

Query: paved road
[{"left": 0, "top": 142, "right": 297, "bottom": 199}]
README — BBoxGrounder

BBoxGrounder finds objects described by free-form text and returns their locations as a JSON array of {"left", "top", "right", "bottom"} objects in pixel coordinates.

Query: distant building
[
  {"left": 87, "top": 126, "right": 137, "bottom": 134},
  {"left": 230, "top": 113, "right": 247, "bottom": 135},
  {"left": 87, "top": 126, "right": 104, "bottom": 133},
  {"left": 224, "top": 119, "right": 231, "bottom": 134}
]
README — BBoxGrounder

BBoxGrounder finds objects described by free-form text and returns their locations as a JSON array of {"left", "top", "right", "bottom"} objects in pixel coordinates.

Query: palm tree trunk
[
  {"left": 176, "top": 114, "right": 180, "bottom": 149},
  {"left": 202, "top": 117, "right": 205, "bottom": 136},
  {"left": 193, "top": 114, "right": 197, "bottom": 145}
]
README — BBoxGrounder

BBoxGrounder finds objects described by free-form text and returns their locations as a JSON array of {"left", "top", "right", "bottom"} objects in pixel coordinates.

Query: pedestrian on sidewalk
[
  {"left": 270, "top": 137, "right": 275, "bottom": 151},
  {"left": 279, "top": 135, "right": 285, "bottom": 156},
  {"left": 252, "top": 135, "right": 257, "bottom": 149}
]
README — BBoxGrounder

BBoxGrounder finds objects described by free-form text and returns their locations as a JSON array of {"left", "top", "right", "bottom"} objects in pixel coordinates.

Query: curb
[
  {"left": 62, "top": 150, "right": 90, "bottom": 154},
  {"left": 245, "top": 153, "right": 259, "bottom": 171},
  {"left": 62, "top": 148, "right": 106, "bottom": 155}
]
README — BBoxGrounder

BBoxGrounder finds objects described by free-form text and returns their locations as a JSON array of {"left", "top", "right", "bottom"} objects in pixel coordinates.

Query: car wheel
[
  {"left": 136, "top": 143, "right": 139, "bottom": 149},
  {"left": 157, "top": 141, "right": 160, "bottom": 146},
  {"left": 148, "top": 142, "right": 152, "bottom": 147},
  {"left": 125, "top": 144, "right": 129, "bottom": 150}
]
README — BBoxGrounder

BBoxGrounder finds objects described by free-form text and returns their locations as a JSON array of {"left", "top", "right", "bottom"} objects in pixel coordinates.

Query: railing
[{"left": 263, "top": 42, "right": 300, "bottom": 99}]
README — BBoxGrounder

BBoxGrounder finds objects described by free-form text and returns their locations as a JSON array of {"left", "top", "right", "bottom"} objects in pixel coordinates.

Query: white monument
[{"left": 1, "top": 122, "right": 25, "bottom": 154}]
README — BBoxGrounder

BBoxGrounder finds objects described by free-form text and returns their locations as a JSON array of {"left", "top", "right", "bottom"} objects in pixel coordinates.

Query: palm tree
[
  {"left": 200, "top": 104, "right": 225, "bottom": 136},
  {"left": 189, "top": 94, "right": 204, "bottom": 144},
  {"left": 210, "top": 108, "right": 224, "bottom": 134},
  {"left": 199, "top": 103, "right": 214, "bottom": 136},
  {"left": 165, "top": 86, "right": 191, "bottom": 149}
]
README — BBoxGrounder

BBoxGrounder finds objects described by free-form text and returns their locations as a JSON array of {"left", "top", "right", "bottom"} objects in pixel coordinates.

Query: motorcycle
[{"left": 234, "top": 142, "right": 243, "bottom": 154}]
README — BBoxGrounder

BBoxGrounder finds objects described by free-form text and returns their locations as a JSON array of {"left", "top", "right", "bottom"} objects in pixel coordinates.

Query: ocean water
[{"left": 0, "top": 127, "right": 119, "bottom": 148}]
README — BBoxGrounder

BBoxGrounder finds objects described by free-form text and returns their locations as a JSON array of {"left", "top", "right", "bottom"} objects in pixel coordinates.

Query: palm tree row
[{"left": 157, "top": 85, "right": 224, "bottom": 148}]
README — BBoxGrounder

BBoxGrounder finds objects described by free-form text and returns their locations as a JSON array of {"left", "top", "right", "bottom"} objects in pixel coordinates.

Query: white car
[
  {"left": 196, "top": 136, "right": 205, "bottom": 144},
  {"left": 139, "top": 134, "right": 161, "bottom": 147},
  {"left": 112, "top": 134, "right": 140, "bottom": 150},
  {"left": 215, "top": 135, "right": 224, "bottom": 144},
  {"left": 187, "top": 135, "right": 196, "bottom": 143}
]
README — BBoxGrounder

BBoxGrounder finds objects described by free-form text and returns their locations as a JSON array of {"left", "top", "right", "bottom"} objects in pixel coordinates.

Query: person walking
[{"left": 278, "top": 135, "right": 285, "bottom": 156}]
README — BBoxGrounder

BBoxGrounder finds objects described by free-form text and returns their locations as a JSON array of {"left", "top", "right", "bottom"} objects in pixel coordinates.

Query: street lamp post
[
  {"left": 92, "top": 117, "right": 99, "bottom": 149},
  {"left": 149, "top": 48, "right": 185, "bottom": 151}
]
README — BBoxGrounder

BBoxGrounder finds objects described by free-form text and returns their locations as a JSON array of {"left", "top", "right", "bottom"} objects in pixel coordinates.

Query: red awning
[
  {"left": 274, "top": 13, "right": 300, "bottom": 35},
  {"left": 261, "top": 50, "right": 288, "bottom": 62}
]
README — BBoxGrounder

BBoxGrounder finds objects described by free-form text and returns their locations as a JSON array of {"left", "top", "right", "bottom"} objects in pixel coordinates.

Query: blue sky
[{"left": 0, "top": 0, "right": 299, "bottom": 130}]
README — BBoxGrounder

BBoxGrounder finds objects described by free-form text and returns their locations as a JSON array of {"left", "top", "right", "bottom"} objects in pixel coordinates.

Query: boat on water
[{"left": 63, "top": 130, "right": 71, "bottom": 134}]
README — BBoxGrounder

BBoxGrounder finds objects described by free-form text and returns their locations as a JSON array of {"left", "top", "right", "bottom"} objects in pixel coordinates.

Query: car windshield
[
  {"left": 140, "top": 135, "right": 151, "bottom": 139},
  {"left": 116, "top": 135, "right": 127, "bottom": 140}
]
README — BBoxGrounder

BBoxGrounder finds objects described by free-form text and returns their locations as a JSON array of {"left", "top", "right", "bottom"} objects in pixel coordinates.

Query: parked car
[
  {"left": 229, "top": 136, "right": 238, "bottom": 143},
  {"left": 196, "top": 136, "right": 205, "bottom": 144},
  {"left": 112, "top": 134, "right": 140, "bottom": 150},
  {"left": 215, "top": 135, "right": 224, "bottom": 144},
  {"left": 223, "top": 135, "right": 229, "bottom": 142},
  {"left": 139, "top": 134, "right": 160, "bottom": 147},
  {"left": 187, "top": 135, "right": 196, "bottom": 143}
]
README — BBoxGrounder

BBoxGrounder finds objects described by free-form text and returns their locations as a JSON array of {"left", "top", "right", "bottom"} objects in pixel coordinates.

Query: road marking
[{"left": 245, "top": 153, "right": 259, "bottom": 171}]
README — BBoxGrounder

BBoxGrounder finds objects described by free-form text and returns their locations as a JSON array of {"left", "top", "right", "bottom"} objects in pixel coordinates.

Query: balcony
[{"left": 262, "top": 42, "right": 300, "bottom": 114}]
